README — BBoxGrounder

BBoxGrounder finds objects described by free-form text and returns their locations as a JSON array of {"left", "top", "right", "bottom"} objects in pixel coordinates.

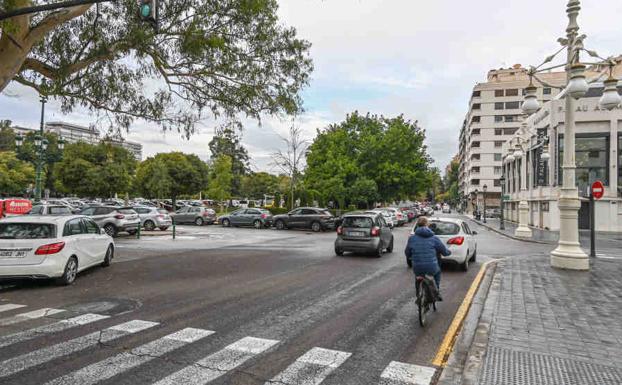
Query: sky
[{"left": 1, "top": 0, "right": 621, "bottom": 174}]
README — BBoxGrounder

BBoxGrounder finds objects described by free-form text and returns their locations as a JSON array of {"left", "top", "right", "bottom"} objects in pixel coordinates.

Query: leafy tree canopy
[
  {"left": 208, "top": 125, "right": 250, "bottom": 195},
  {"left": 0, "top": 151, "right": 35, "bottom": 197},
  {"left": 0, "top": 0, "right": 313, "bottom": 135},
  {"left": 208, "top": 154, "right": 233, "bottom": 212}
]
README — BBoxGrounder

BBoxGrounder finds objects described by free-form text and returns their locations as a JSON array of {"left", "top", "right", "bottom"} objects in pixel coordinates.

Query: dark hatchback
[
  {"left": 273, "top": 207, "right": 335, "bottom": 232},
  {"left": 335, "top": 212, "right": 393, "bottom": 257}
]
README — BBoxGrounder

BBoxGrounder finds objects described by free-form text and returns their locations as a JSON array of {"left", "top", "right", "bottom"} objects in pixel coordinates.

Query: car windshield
[
  {"left": 0, "top": 223, "right": 56, "bottom": 239},
  {"left": 429, "top": 222, "right": 460, "bottom": 236},
  {"left": 342, "top": 217, "right": 373, "bottom": 228}
]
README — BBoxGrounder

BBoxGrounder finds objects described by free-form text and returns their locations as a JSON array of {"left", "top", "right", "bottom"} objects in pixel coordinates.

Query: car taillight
[
  {"left": 337, "top": 226, "right": 343, "bottom": 235},
  {"left": 156, "top": 214, "right": 164, "bottom": 219},
  {"left": 370, "top": 227, "right": 380, "bottom": 237},
  {"left": 202, "top": 211, "right": 210, "bottom": 216},
  {"left": 261, "top": 213, "right": 267, "bottom": 219},
  {"left": 35, "top": 242, "right": 65, "bottom": 255},
  {"left": 114, "top": 214, "right": 125, "bottom": 219},
  {"left": 447, "top": 236, "right": 465, "bottom": 246}
]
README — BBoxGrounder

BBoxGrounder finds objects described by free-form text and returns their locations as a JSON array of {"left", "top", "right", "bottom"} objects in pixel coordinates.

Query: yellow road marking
[{"left": 432, "top": 260, "right": 495, "bottom": 367}]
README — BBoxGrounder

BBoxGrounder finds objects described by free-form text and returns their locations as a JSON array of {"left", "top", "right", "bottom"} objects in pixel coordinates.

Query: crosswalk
[{"left": 0, "top": 302, "right": 437, "bottom": 384}]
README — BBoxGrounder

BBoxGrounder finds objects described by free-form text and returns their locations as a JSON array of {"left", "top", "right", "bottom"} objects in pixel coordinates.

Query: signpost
[{"left": 589, "top": 180, "right": 604, "bottom": 258}]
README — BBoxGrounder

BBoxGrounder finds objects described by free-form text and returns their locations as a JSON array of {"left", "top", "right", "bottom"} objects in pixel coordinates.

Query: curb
[
  {"left": 435, "top": 260, "right": 499, "bottom": 385},
  {"left": 469, "top": 219, "right": 555, "bottom": 245}
]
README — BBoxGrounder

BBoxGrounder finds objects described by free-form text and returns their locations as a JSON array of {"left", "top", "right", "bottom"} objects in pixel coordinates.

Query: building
[
  {"left": 458, "top": 65, "right": 569, "bottom": 214},
  {"left": 502, "top": 84, "right": 622, "bottom": 232}
]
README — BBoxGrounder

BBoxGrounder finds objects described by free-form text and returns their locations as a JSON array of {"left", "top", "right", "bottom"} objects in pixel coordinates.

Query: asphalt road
[{"left": 0, "top": 214, "right": 551, "bottom": 385}]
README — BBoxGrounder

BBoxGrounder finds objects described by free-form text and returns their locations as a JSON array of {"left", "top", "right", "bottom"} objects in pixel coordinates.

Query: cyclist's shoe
[{"left": 436, "top": 293, "right": 443, "bottom": 302}]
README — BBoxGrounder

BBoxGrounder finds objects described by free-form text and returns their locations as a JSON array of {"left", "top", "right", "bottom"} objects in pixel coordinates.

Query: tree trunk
[{"left": 0, "top": 3, "right": 32, "bottom": 92}]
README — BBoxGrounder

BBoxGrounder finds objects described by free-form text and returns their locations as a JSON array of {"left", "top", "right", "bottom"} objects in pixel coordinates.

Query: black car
[{"left": 273, "top": 207, "right": 335, "bottom": 232}]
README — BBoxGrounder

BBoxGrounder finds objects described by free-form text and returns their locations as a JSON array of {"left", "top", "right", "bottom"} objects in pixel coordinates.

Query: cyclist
[{"left": 405, "top": 216, "right": 451, "bottom": 301}]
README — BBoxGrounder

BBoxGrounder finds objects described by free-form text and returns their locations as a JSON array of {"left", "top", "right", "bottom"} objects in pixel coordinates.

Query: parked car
[
  {"left": 442, "top": 204, "right": 451, "bottom": 214},
  {"left": 485, "top": 208, "right": 500, "bottom": 218},
  {"left": 79, "top": 206, "right": 140, "bottom": 237},
  {"left": 132, "top": 206, "right": 172, "bottom": 231},
  {"left": 409, "top": 217, "right": 477, "bottom": 271},
  {"left": 335, "top": 212, "right": 394, "bottom": 257},
  {"left": 367, "top": 209, "right": 395, "bottom": 228},
  {"left": 171, "top": 206, "right": 216, "bottom": 226},
  {"left": 28, "top": 204, "right": 73, "bottom": 216},
  {"left": 385, "top": 207, "right": 406, "bottom": 226},
  {"left": 273, "top": 207, "right": 335, "bottom": 232},
  {"left": 0, "top": 215, "right": 114, "bottom": 285},
  {"left": 219, "top": 208, "right": 273, "bottom": 229}
]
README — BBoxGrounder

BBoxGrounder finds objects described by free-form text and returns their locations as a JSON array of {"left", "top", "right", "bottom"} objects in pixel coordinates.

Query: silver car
[
  {"left": 335, "top": 212, "right": 394, "bottom": 257},
  {"left": 133, "top": 206, "right": 172, "bottom": 231},
  {"left": 28, "top": 204, "right": 73, "bottom": 216},
  {"left": 171, "top": 206, "right": 217, "bottom": 226},
  {"left": 79, "top": 206, "right": 140, "bottom": 237}
]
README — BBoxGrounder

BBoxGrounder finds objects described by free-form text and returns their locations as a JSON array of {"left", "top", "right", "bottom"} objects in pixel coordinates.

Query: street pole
[
  {"left": 34, "top": 95, "right": 47, "bottom": 203},
  {"left": 589, "top": 188, "right": 595, "bottom": 258},
  {"left": 550, "top": 0, "right": 589, "bottom": 270},
  {"left": 500, "top": 175, "right": 506, "bottom": 230}
]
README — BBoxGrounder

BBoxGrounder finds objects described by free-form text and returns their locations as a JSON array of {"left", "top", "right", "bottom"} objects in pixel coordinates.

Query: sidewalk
[{"left": 439, "top": 255, "right": 622, "bottom": 385}]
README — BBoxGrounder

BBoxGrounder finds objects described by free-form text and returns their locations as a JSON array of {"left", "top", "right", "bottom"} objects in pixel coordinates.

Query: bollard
[
  {"left": 136, "top": 222, "right": 141, "bottom": 239},
  {"left": 172, "top": 218, "right": 176, "bottom": 240}
]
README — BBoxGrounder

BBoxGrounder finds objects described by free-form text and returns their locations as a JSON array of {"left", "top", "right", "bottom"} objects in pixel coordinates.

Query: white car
[
  {"left": 367, "top": 209, "right": 395, "bottom": 228},
  {"left": 442, "top": 204, "right": 451, "bottom": 214},
  {"left": 0, "top": 215, "right": 114, "bottom": 285},
  {"left": 409, "top": 217, "right": 477, "bottom": 271}
]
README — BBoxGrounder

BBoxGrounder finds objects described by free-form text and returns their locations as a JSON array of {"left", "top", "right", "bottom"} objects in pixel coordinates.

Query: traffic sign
[{"left": 591, "top": 180, "right": 604, "bottom": 200}]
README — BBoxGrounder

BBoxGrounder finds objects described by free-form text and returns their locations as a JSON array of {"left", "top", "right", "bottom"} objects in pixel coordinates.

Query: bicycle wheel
[{"left": 418, "top": 283, "right": 428, "bottom": 327}]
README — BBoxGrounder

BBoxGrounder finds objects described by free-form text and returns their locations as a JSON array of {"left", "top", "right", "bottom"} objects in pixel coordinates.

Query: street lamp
[
  {"left": 482, "top": 184, "right": 488, "bottom": 223},
  {"left": 520, "top": 0, "right": 618, "bottom": 270},
  {"left": 500, "top": 175, "right": 506, "bottom": 230},
  {"left": 15, "top": 133, "right": 23, "bottom": 148}
]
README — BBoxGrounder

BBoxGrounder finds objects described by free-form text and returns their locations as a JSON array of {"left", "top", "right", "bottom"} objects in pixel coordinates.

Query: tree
[
  {"left": 240, "top": 172, "right": 278, "bottom": 199},
  {"left": 208, "top": 126, "right": 250, "bottom": 195},
  {"left": 0, "top": 120, "right": 15, "bottom": 151},
  {"left": 271, "top": 124, "right": 309, "bottom": 210},
  {"left": 134, "top": 157, "right": 172, "bottom": 199},
  {"left": 0, "top": 151, "right": 35, "bottom": 197},
  {"left": 208, "top": 155, "right": 233, "bottom": 213},
  {"left": 152, "top": 152, "right": 208, "bottom": 207},
  {"left": 349, "top": 178, "right": 379, "bottom": 209},
  {"left": 443, "top": 156, "right": 460, "bottom": 205},
  {"left": 0, "top": 1, "right": 313, "bottom": 134}
]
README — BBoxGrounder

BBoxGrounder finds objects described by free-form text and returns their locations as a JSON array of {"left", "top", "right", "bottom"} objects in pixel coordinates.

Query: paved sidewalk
[{"left": 450, "top": 255, "right": 622, "bottom": 385}]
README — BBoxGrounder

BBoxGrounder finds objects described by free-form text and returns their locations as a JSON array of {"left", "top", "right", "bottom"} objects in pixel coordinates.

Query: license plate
[
  {"left": 0, "top": 250, "right": 27, "bottom": 258},
  {"left": 347, "top": 231, "right": 365, "bottom": 237}
]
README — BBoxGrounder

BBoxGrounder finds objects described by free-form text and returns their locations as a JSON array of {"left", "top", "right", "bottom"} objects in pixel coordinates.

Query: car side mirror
[
  {"left": 101, "top": 228, "right": 107, "bottom": 235},
  {"left": 472, "top": 231, "right": 478, "bottom": 235}
]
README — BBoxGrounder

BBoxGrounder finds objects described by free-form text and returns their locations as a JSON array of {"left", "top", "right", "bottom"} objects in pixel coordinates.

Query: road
[{"left": 0, "top": 214, "right": 551, "bottom": 385}]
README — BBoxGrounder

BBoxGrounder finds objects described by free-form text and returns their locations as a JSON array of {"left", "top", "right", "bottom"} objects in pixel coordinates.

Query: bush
[{"left": 268, "top": 207, "right": 290, "bottom": 215}]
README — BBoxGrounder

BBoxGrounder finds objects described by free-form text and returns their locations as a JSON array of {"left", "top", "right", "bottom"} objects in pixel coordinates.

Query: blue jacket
[{"left": 405, "top": 227, "right": 451, "bottom": 274}]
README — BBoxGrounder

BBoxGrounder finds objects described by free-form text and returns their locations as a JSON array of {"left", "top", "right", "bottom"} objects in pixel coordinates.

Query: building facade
[
  {"left": 502, "top": 89, "right": 622, "bottom": 232},
  {"left": 458, "top": 65, "right": 568, "bottom": 213}
]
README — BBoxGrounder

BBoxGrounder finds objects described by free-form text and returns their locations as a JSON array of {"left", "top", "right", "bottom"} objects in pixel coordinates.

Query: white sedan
[
  {"left": 409, "top": 217, "right": 477, "bottom": 271},
  {"left": 0, "top": 215, "right": 114, "bottom": 285}
]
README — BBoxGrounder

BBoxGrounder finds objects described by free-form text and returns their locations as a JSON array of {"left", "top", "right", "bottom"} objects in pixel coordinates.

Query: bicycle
[{"left": 415, "top": 274, "right": 438, "bottom": 327}]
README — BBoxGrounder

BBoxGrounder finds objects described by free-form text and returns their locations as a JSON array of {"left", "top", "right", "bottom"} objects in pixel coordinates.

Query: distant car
[
  {"left": 409, "top": 217, "right": 477, "bottom": 271},
  {"left": 385, "top": 207, "right": 406, "bottom": 227},
  {"left": 485, "top": 208, "right": 500, "bottom": 218},
  {"left": 367, "top": 209, "right": 395, "bottom": 228},
  {"left": 0, "top": 215, "right": 114, "bottom": 285},
  {"left": 172, "top": 206, "right": 216, "bottom": 226},
  {"left": 442, "top": 204, "right": 451, "bottom": 214},
  {"left": 132, "top": 206, "right": 172, "bottom": 231},
  {"left": 335, "top": 212, "right": 394, "bottom": 257},
  {"left": 273, "top": 207, "right": 335, "bottom": 232},
  {"left": 28, "top": 204, "right": 73, "bottom": 216},
  {"left": 219, "top": 208, "right": 273, "bottom": 229},
  {"left": 79, "top": 206, "right": 140, "bottom": 237}
]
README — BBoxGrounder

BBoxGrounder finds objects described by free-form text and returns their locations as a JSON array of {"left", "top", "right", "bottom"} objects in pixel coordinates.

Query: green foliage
[
  {"left": 208, "top": 155, "right": 233, "bottom": 212},
  {"left": 0, "top": 151, "right": 35, "bottom": 196},
  {"left": 0, "top": 121, "right": 15, "bottom": 152},
  {"left": 145, "top": 152, "right": 209, "bottom": 203},
  {"left": 442, "top": 157, "right": 460, "bottom": 205},
  {"left": 305, "top": 112, "right": 432, "bottom": 206},
  {"left": 134, "top": 157, "right": 172, "bottom": 199},
  {"left": 209, "top": 126, "right": 250, "bottom": 195},
  {"left": 240, "top": 171, "right": 279, "bottom": 198},
  {"left": 54, "top": 142, "right": 136, "bottom": 197}
]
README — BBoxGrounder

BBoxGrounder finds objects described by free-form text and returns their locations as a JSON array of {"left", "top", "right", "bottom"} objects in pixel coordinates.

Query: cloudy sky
[{"left": 1, "top": 0, "right": 621, "bottom": 173}]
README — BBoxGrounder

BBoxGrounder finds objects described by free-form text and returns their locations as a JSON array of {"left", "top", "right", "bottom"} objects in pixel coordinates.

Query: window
[
  {"left": 135, "top": 208, "right": 150, "bottom": 214},
  {"left": 494, "top": 153, "right": 502, "bottom": 161},
  {"left": 29, "top": 206, "right": 44, "bottom": 215},
  {"left": 427, "top": 221, "right": 460, "bottom": 236},
  {"left": 83, "top": 219, "right": 100, "bottom": 234},
  {"left": 494, "top": 116, "right": 503, "bottom": 123},
  {"left": 494, "top": 129, "right": 503, "bottom": 136},
  {"left": 471, "top": 179, "right": 480, "bottom": 186},
  {"left": 342, "top": 217, "right": 373, "bottom": 228},
  {"left": 472, "top": 141, "right": 480, "bottom": 148},
  {"left": 506, "top": 89, "right": 519, "bottom": 96},
  {"left": 471, "top": 154, "right": 481, "bottom": 161},
  {"left": 461, "top": 223, "right": 472, "bottom": 235},
  {"left": 494, "top": 166, "right": 502, "bottom": 174},
  {"left": 472, "top": 91, "right": 481, "bottom": 97},
  {"left": 505, "top": 115, "right": 517, "bottom": 122},
  {"left": 504, "top": 128, "right": 518, "bottom": 135},
  {"left": 301, "top": 209, "right": 317, "bottom": 215},
  {"left": 472, "top": 129, "right": 481, "bottom": 135},
  {"left": 558, "top": 134, "right": 609, "bottom": 194},
  {"left": 289, "top": 209, "right": 303, "bottom": 215},
  {"left": 494, "top": 179, "right": 501, "bottom": 187},
  {"left": 472, "top": 103, "right": 481, "bottom": 110},
  {"left": 80, "top": 207, "right": 96, "bottom": 216},
  {"left": 49, "top": 206, "right": 71, "bottom": 215},
  {"left": 63, "top": 219, "right": 84, "bottom": 236},
  {"left": 471, "top": 116, "right": 481, "bottom": 123},
  {"left": 495, "top": 89, "right": 504, "bottom": 97},
  {"left": 505, "top": 101, "right": 520, "bottom": 109},
  {"left": 0, "top": 223, "right": 55, "bottom": 239},
  {"left": 95, "top": 207, "right": 114, "bottom": 215},
  {"left": 471, "top": 167, "right": 480, "bottom": 173},
  {"left": 543, "top": 87, "right": 552, "bottom": 95},
  {"left": 495, "top": 102, "right": 504, "bottom": 110},
  {"left": 494, "top": 141, "right": 504, "bottom": 148}
]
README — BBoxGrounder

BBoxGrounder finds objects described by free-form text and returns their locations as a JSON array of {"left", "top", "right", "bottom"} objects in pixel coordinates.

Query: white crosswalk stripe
[
  {"left": 0, "top": 319, "right": 158, "bottom": 378},
  {"left": 0, "top": 307, "right": 65, "bottom": 326},
  {"left": 379, "top": 361, "right": 436, "bottom": 385},
  {"left": 0, "top": 313, "right": 110, "bottom": 349},
  {"left": 154, "top": 336, "right": 279, "bottom": 385},
  {"left": 0, "top": 303, "right": 26, "bottom": 313},
  {"left": 265, "top": 347, "right": 351, "bottom": 385},
  {"left": 45, "top": 327, "right": 215, "bottom": 385}
]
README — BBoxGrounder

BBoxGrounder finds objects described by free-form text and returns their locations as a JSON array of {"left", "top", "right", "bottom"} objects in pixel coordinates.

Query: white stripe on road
[
  {"left": 265, "top": 347, "right": 351, "bottom": 385},
  {"left": 0, "top": 313, "right": 110, "bottom": 349},
  {"left": 45, "top": 328, "right": 215, "bottom": 385},
  {"left": 0, "top": 303, "right": 26, "bottom": 313},
  {"left": 0, "top": 319, "right": 158, "bottom": 378},
  {"left": 0, "top": 308, "right": 65, "bottom": 326},
  {"left": 379, "top": 361, "right": 436, "bottom": 385},
  {"left": 155, "top": 336, "right": 279, "bottom": 385}
]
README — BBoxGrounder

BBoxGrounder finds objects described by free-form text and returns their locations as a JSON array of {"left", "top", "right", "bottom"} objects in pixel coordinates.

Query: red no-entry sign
[{"left": 591, "top": 180, "right": 604, "bottom": 200}]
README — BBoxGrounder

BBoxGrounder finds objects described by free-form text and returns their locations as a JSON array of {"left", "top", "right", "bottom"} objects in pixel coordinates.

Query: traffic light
[{"left": 139, "top": 0, "right": 158, "bottom": 32}]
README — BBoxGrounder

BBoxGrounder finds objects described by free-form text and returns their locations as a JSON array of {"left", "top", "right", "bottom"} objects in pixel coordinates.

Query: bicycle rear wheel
[{"left": 417, "top": 283, "right": 428, "bottom": 327}]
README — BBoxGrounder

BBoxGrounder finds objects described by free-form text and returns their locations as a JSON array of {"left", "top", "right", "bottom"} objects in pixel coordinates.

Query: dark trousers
[{"left": 414, "top": 270, "right": 441, "bottom": 290}]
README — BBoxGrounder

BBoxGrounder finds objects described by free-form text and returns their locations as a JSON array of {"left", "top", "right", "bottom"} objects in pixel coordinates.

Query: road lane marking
[
  {"left": 0, "top": 303, "right": 26, "bottom": 313},
  {"left": 0, "top": 313, "right": 110, "bottom": 349},
  {"left": 432, "top": 260, "right": 496, "bottom": 367},
  {"left": 379, "top": 361, "right": 436, "bottom": 385},
  {"left": 0, "top": 319, "right": 158, "bottom": 378},
  {"left": 45, "top": 328, "right": 215, "bottom": 385},
  {"left": 155, "top": 336, "right": 279, "bottom": 385},
  {"left": 265, "top": 347, "right": 351, "bottom": 385},
  {"left": 0, "top": 307, "right": 65, "bottom": 326}
]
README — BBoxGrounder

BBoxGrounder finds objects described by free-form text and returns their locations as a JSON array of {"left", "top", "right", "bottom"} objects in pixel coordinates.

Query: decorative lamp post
[
  {"left": 15, "top": 133, "right": 24, "bottom": 148},
  {"left": 513, "top": 133, "right": 533, "bottom": 239},
  {"left": 482, "top": 184, "right": 488, "bottom": 223},
  {"left": 500, "top": 174, "right": 506, "bottom": 230},
  {"left": 520, "top": 0, "right": 619, "bottom": 270}
]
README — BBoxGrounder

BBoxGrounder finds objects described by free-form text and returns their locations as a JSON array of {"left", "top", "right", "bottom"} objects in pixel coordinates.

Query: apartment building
[{"left": 458, "top": 64, "right": 567, "bottom": 213}]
